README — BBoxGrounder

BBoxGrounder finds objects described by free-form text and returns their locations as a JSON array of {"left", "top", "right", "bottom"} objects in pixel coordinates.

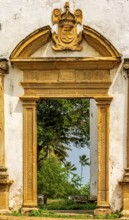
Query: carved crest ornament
[{"left": 52, "top": 2, "right": 83, "bottom": 51}]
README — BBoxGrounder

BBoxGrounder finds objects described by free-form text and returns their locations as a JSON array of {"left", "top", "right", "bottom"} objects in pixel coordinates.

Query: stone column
[
  {"left": 94, "top": 97, "right": 112, "bottom": 215},
  {"left": 21, "top": 98, "right": 38, "bottom": 213},
  {"left": 120, "top": 59, "right": 129, "bottom": 217},
  {"left": 0, "top": 59, "right": 13, "bottom": 214}
]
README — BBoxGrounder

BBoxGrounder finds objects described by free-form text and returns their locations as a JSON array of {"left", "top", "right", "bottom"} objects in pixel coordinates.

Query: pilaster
[
  {"left": 0, "top": 59, "right": 8, "bottom": 166},
  {"left": 21, "top": 97, "right": 38, "bottom": 213},
  {"left": 94, "top": 96, "right": 112, "bottom": 215},
  {"left": 0, "top": 59, "right": 13, "bottom": 214},
  {"left": 120, "top": 59, "right": 129, "bottom": 217}
]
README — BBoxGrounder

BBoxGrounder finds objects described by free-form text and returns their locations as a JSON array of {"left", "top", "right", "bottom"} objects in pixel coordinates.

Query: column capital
[
  {"left": 124, "top": 58, "right": 129, "bottom": 77},
  {"left": 94, "top": 96, "right": 113, "bottom": 105},
  {"left": 0, "top": 59, "right": 9, "bottom": 75},
  {"left": 20, "top": 96, "right": 39, "bottom": 105}
]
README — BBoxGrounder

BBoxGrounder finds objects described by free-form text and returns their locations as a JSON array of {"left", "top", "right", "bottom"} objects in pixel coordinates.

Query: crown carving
[{"left": 52, "top": 2, "right": 83, "bottom": 51}]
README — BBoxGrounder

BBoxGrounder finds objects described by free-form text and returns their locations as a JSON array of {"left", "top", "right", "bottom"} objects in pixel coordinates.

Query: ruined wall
[{"left": 0, "top": 0, "right": 129, "bottom": 211}]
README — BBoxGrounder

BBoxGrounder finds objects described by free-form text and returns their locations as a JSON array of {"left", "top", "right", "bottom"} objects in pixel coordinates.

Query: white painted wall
[
  {"left": 0, "top": 0, "right": 129, "bottom": 58},
  {"left": 4, "top": 66, "right": 24, "bottom": 210},
  {"left": 109, "top": 67, "right": 128, "bottom": 211},
  {"left": 0, "top": 0, "right": 129, "bottom": 211},
  {"left": 90, "top": 100, "right": 98, "bottom": 200}
]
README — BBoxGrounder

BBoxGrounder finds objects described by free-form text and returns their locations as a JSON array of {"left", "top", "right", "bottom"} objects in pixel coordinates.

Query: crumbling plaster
[
  {"left": 4, "top": 66, "right": 24, "bottom": 210},
  {"left": 0, "top": 0, "right": 128, "bottom": 211}
]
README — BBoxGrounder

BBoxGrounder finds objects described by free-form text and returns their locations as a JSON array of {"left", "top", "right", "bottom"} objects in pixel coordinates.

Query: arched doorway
[{"left": 10, "top": 24, "right": 121, "bottom": 214}]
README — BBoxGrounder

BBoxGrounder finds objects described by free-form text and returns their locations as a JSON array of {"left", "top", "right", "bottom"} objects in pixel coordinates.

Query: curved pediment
[
  {"left": 10, "top": 25, "right": 121, "bottom": 59},
  {"left": 10, "top": 26, "right": 52, "bottom": 59},
  {"left": 83, "top": 25, "right": 120, "bottom": 57}
]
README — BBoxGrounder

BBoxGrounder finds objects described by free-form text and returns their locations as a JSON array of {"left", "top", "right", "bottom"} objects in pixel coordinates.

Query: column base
[
  {"left": 21, "top": 207, "right": 38, "bottom": 214},
  {"left": 121, "top": 210, "right": 129, "bottom": 218},
  {"left": 0, "top": 166, "right": 13, "bottom": 212},
  {"left": 0, "top": 209, "right": 11, "bottom": 215},
  {"left": 94, "top": 205, "right": 112, "bottom": 215},
  {"left": 120, "top": 169, "right": 129, "bottom": 217}
]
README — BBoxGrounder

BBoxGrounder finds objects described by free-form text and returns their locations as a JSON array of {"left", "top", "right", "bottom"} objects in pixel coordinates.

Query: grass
[
  {"left": 11, "top": 209, "right": 121, "bottom": 219},
  {"left": 10, "top": 200, "right": 121, "bottom": 219},
  {"left": 11, "top": 211, "right": 23, "bottom": 216},
  {"left": 95, "top": 213, "right": 121, "bottom": 219},
  {"left": 29, "top": 210, "right": 92, "bottom": 218},
  {"left": 39, "top": 199, "right": 96, "bottom": 210}
]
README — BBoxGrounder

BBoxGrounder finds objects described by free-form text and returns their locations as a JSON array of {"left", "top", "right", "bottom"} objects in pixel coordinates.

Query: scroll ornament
[{"left": 52, "top": 2, "right": 83, "bottom": 51}]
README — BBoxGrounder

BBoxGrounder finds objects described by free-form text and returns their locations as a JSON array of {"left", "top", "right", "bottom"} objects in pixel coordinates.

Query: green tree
[
  {"left": 37, "top": 99, "right": 89, "bottom": 163},
  {"left": 80, "top": 182, "right": 90, "bottom": 196},
  {"left": 38, "top": 157, "right": 80, "bottom": 198},
  {"left": 65, "top": 161, "right": 77, "bottom": 174},
  {"left": 79, "top": 155, "right": 90, "bottom": 186}
]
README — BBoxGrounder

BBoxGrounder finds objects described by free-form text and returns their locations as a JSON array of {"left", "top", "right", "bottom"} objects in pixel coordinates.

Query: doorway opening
[{"left": 37, "top": 98, "right": 97, "bottom": 216}]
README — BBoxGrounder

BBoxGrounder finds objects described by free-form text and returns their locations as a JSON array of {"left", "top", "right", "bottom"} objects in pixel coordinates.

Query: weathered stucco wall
[
  {"left": 90, "top": 100, "right": 98, "bottom": 200},
  {"left": 109, "top": 66, "right": 128, "bottom": 211},
  {"left": 0, "top": 0, "right": 129, "bottom": 211},
  {"left": 4, "top": 66, "right": 24, "bottom": 210},
  {"left": 1, "top": 0, "right": 129, "bottom": 58}
]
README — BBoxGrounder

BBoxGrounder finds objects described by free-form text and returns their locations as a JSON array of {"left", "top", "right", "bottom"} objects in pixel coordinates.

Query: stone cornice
[
  {"left": 0, "top": 59, "right": 9, "bottom": 75},
  {"left": 11, "top": 57, "right": 120, "bottom": 70}
]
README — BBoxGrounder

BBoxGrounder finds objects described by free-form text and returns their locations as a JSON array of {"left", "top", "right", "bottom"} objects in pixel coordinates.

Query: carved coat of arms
[{"left": 52, "top": 2, "right": 83, "bottom": 51}]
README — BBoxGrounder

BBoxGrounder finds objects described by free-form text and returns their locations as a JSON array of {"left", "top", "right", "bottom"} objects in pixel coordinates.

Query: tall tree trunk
[{"left": 80, "top": 164, "right": 83, "bottom": 187}]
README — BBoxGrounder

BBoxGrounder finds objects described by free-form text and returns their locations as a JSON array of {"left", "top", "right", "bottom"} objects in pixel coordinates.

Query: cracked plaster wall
[{"left": 0, "top": 0, "right": 129, "bottom": 211}]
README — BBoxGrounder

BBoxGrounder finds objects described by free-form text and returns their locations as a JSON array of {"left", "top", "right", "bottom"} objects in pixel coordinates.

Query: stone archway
[{"left": 9, "top": 24, "right": 121, "bottom": 215}]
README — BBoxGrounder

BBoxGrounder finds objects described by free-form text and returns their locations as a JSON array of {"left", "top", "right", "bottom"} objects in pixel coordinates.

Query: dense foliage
[
  {"left": 37, "top": 99, "right": 90, "bottom": 198},
  {"left": 37, "top": 99, "right": 89, "bottom": 163},
  {"left": 38, "top": 156, "right": 81, "bottom": 198}
]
